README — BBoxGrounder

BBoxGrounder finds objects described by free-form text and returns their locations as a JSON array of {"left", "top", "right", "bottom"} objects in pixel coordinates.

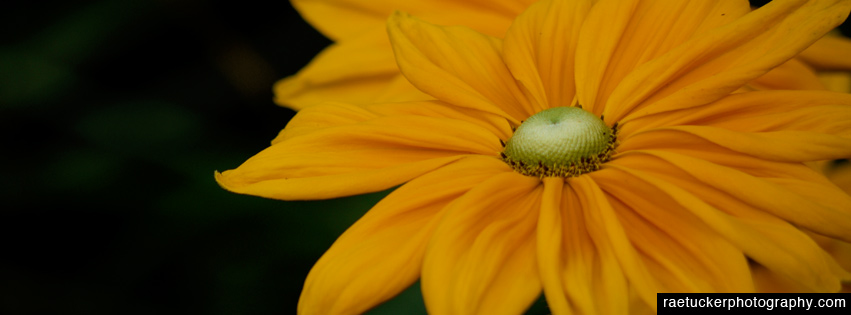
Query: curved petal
[
  {"left": 283, "top": 0, "right": 539, "bottom": 109},
  {"left": 622, "top": 90, "right": 851, "bottom": 136},
  {"left": 747, "top": 58, "right": 825, "bottom": 91},
  {"left": 589, "top": 168, "right": 754, "bottom": 294},
  {"left": 216, "top": 103, "right": 503, "bottom": 200},
  {"left": 297, "top": 156, "right": 509, "bottom": 315},
  {"left": 551, "top": 176, "right": 630, "bottom": 315},
  {"left": 273, "top": 100, "right": 513, "bottom": 143},
  {"left": 538, "top": 177, "right": 629, "bottom": 315},
  {"left": 422, "top": 172, "right": 542, "bottom": 315},
  {"left": 292, "top": 0, "right": 532, "bottom": 41},
  {"left": 622, "top": 125, "right": 851, "bottom": 163},
  {"left": 273, "top": 28, "right": 429, "bottom": 110},
  {"left": 799, "top": 33, "right": 851, "bottom": 71},
  {"left": 502, "top": 0, "right": 593, "bottom": 111},
  {"left": 598, "top": 164, "right": 849, "bottom": 292},
  {"left": 575, "top": 0, "right": 751, "bottom": 116},
  {"left": 606, "top": 0, "right": 851, "bottom": 123},
  {"left": 536, "top": 178, "right": 569, "bottom": 313},
  {"left": 614, "top": 150, "right": 851, "bottom": 245},
  {"left": 387, "top": 11, "right": 533, "bottom": 123},
  {"left": 558, "top": 176, "right": 660, "bottom": 311}
]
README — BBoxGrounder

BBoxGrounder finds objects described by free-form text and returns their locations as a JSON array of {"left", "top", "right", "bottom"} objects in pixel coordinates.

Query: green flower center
[{"left": 500, "top": 106, "right": 618, "bottom": 177}]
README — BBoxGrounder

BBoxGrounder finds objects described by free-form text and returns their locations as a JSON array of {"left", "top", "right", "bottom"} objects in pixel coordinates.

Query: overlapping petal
[
  {"left": 622, "top": 126, "right": 851, "bottom": 163},
  {"left": 575, "top": 0, "right": 751, "bottom": 116},
  {"left": 592, "top": 0, "right": 851, "bottom": 123},
  {"left": 799, "top": 33, "right": 851, "bottom": 70},
  {"left": 537, "top": 177, "right": 629, "bottom": 315},
  {"left": 502, "top": 0, "right": 592, "bottom": 110},
  {"left": 596, "top": 164, "right": 849, "bottom": 293},
  {"left": 622, "top": 90, "right": 851, "bottom": 136},
  {"left": 613, "top": 150, "right": 851, "bottom": 243},
  {"left": 298, "top": 156, "right": 509, "bottom": 314},
  {"left": 590, "top": 166, "right": 754, "bottom": 294},
  {"left": 273, "top": 28, "right": 429, "bottom": 110},
  {"left": 746, "top": 58, "right": 825, "bottom": 91},
  {"left": 387, "top": 11, "right": 534, "bottom": 123},
  {"left": 273, "top": 100, "right": 512, "bottom": 142},
  {"left": 291, "top": 0, "right": 531, "bottom": 41},
  {"left": 422, "top": 172, "right": 542, "bottom": 315}
]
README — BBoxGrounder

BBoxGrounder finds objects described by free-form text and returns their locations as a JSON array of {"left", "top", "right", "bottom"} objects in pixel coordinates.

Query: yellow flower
[
  {"left": 219, "top": 0, "right": 851, "bottom": 314},
  {"left": 278, "top": 0, "right": 851, "bottom": 110}
]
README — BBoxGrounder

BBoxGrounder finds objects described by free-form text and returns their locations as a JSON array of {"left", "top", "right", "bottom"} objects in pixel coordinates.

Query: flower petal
[
  {"left": 799, "top": 33, "right": 851, "bottom": 70},
  {"left": 387, "top": 11, "right": 534, "bottom": 123},
  {"left": 606, "top": 0, "right": 851, "bottom": 123},
  {"left": 273, "top": 100, "right": 513, "bottom": 143},
  {"left": 575, "top": 0, "right": 751, "bottom": 116},
  {"left": 599, "top": 164, "right": 849, "bottom": 292},
  {"left": 502, "top": 0, "right": 593, "bottom": 111},
  {"left": 292, "top": 0, "right": 531, "bottom": 41},
  {"left": 747, "top": 58, "right": 825, "bottom": 91},
  {"left": 216, "top": 104, "right": 503, "bottom": 200},
  {"left": 621, "top": 90, "right": 851, "bottom": 136},
  {"left": 273, "top": 28, "right": 429, "bottom": 110},
  {"left": 589, "top": 167, "right": 754, "bottom": 294},
  {"left": 556, "top": 176, "right": 660, "bottom": 311},
  {"left": 539, "top": 177, "right": 629, "bottom": 315},
  {"left": 614, "top": 149, "right": 851, "bottom": 246},
  {"left": 297, "top": 156, "right": 508, "bottom": 314},
  {"left": 622, "top": 125, "right": 851, "bottom": 163},
  {"left": 422, "top": 172, "right": 542, "bottom": 315}
]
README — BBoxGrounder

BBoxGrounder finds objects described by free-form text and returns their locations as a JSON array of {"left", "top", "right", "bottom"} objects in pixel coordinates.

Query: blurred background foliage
[{"left": 1, "top": 0, "right": 848, "bottom": 314}]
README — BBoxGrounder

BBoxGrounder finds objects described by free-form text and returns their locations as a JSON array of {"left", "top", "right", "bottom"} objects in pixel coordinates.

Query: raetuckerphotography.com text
[{"left": 657, "top": 293, "right": 850, "bottom": 314}]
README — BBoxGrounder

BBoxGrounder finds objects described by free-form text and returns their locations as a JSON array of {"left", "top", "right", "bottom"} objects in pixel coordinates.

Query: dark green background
[{"left": 1, "top": 0, "right": 847, "bottom": 314}]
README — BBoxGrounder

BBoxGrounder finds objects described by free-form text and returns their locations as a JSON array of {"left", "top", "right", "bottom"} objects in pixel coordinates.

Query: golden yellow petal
[
  {"left": 623, "top": 125, "right": 851, "bottom": 163},
  {"left": 502, "top": 0, "right": 593, "bottom": 111},
  {"left": 536, "top": 178, "right": 569, "bottom": 314},
  {"left": 799, "top": 33, "right": 851, "bottom": 71},
  {"left": 272, "top": 100, "right": 513, "bottom": 143},
  {"left": 538, "top": 177, "right": 630, "bottom": 315},
  {"left": 217, "top": 113, "right": 502, "bottom": 200},
  {"left": 622, "top": 90, "right": 851, "bottom": 136},
  {"left": 273, "top": 28, "right": 429, "bottom": 110},
  {"left": 297, "top": 156, "right": 508, "bottom": 315},
  {"left": 282, "top": 0, "right": 541, "bottom": 109},
  {"left": 562, "top": 174, "right": 659, "bottom": 311},
  {"left": 422, "top": 172, "right": 542, "bottom": 315},
  {"left": 292, "top": 0, "right": 531, "bottom": 41},
  {"left": 616, "top": 150, "right": 851, "bottom": 245},
  {"left": 564, "top": 176, "right": 631, "bottom": 314},
  {"left": 747, "top": 58, "right": 825, "bottom": 91},
  {"left": 575, "top": 0, "right": 750, "bottom": 116},
  {"left": 387, "top": 11, "right": 534, "bottom": 123},
  {"left": 609, "top": 0, "right": 851, "bottom": 123},
  {"left": 591, "top": 166, "right": 754, "bottom": 294},
  {"left": 600, "top": 164, "right": 848, "bottom": 292}
]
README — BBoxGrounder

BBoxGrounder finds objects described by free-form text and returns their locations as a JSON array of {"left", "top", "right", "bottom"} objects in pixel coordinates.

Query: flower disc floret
[{"left": 501, "top": 106, "right": 617, "bottom": 177}]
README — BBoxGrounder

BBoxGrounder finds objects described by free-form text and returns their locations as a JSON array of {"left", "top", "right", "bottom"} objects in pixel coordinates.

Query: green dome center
[{"left": 501, "top": 106, "right": 617, "bottom": 177}]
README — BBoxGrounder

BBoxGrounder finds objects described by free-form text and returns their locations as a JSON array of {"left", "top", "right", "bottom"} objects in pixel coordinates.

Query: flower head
[{"left": 218, "top": 0, "right": 851, "bottom": 313}]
